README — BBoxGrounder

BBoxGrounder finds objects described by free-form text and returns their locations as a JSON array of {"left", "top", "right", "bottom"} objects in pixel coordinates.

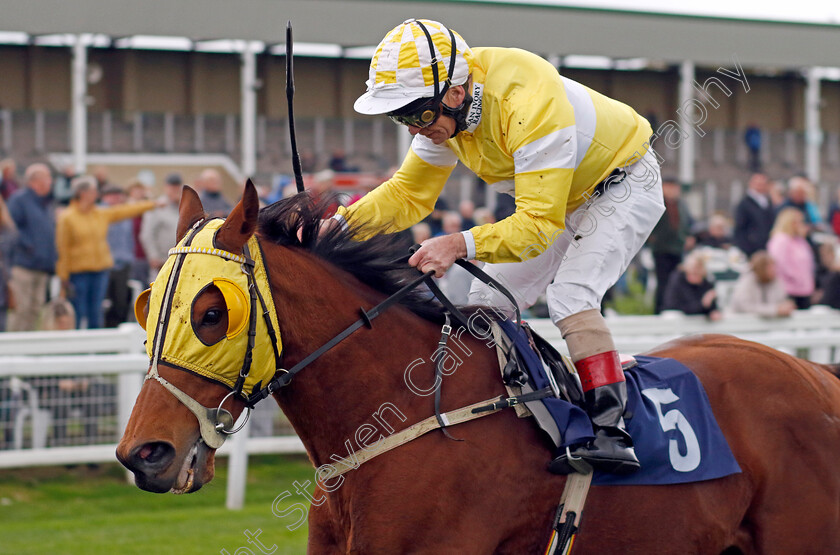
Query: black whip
[{"left": 286, "top": 21, "right": 305, "bottom": 193}]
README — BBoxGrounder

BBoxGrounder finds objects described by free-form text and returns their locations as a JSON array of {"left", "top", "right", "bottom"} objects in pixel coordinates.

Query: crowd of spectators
[
  {"left": 649, "top": 171, "right": 840, "bottom": 320},
  {"left": 0, "top": 159, "right": 235, "bottom": 333},
  {"left": 2, "top": 156, "right": 839, "bottom": 330}
]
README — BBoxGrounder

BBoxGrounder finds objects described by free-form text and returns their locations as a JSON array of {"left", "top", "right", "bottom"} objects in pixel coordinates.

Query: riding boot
[{"left": 548, "top": 351, "right": 640, "bottom": 475}]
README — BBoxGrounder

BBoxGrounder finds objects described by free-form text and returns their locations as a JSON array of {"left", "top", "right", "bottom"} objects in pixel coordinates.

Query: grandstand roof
[{"left": 4, "top": 0, "right": 840, "bottom": 70}]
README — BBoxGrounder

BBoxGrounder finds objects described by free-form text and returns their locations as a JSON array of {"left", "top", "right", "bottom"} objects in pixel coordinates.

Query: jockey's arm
[
  {"left": 467, "top": 82, "right": 577, "bottom": 264},
  {"left": 468, "top": 168, "right": 572, "bottom": 264},
  {"left": 335, "top": 146, "right": 455, "bottom": 237},
  {"left": 407, "top": 165, "right": 573, "bottom": 276}
]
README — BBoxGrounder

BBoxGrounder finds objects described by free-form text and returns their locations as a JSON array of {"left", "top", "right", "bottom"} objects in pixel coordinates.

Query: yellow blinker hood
[{"left": 142, "top": 219, "right": 282, "bottom": 397}]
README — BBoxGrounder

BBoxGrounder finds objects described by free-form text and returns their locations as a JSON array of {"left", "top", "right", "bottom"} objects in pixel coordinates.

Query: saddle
[
  {"left": 487, "top": 320, "right": 739, "bottom": 554},
  {"left": 490, "top": 319, "right": 638, "bottom": 452},
  {"left": 489, "top": 319, "right": 741, "bottom": 486}
]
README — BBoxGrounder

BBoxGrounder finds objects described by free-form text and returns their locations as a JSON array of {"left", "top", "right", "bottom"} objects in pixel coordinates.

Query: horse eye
[{"left": 202, "top": 309, "right": 224, "bottom": 327}]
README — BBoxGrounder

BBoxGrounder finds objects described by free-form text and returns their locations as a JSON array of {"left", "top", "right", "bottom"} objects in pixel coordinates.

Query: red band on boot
[{"left": 575, "top": 351, "right": 624, "bottom": 392}]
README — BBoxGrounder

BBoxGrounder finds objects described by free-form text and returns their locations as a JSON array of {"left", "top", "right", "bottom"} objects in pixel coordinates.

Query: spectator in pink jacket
[{"left": 767, "top": 207, "right": 815, "bottom": 309}]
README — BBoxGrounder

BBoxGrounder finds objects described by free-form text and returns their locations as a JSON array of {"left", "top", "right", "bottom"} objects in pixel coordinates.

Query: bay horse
[{"left": 117, "top": 182, "right": 840, "bottom": 554}]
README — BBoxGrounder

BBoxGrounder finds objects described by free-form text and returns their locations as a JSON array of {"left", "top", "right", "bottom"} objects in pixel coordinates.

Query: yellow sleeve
[
  {"left": 471, "top": 167, "right": 573, "bottom": 263},
  {"left": 55, "top": 213, "right": 72, "bottom": 282},
  {"left": 337, "top": 148, "right": 455, "bottom": 238},
  {"left": 104, "top": 200, "right": 156, "bottom": 223},
  {"left": 471, "top": 76, "right": 577, "bottom": 263}
]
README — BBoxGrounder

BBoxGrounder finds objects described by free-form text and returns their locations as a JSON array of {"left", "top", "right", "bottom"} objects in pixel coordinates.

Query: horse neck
[{"left": 261, "top": 243, "right": 500, "bottom": 467}]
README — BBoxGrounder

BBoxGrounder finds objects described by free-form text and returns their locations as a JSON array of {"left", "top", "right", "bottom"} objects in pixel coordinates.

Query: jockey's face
[{"left": 406, "top": 86, "right": 465, "bottom": 145}]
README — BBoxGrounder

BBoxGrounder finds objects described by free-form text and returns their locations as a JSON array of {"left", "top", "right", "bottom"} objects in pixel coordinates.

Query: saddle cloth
[{"left": 496, "top": 321, "right": 741, "bottom": 486}]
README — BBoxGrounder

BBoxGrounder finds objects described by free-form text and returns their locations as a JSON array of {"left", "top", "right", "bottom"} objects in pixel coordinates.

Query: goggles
[{"left": 388, "top": 98, "right": 442, "bottom": 129}]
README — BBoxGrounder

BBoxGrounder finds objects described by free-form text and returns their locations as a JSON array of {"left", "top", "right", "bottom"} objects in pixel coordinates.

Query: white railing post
[
  {"left": 193, "top": 114, "right": 205, "bottom": 152},
  {"left": 677, "top": 60, "right": 696, "bottom": 186},
  {"left": 827, "top": 132, "right": 839, "bottom": 167},
  {"left": 343, "top": 118, "right": 354, "bottom": 156},
  {"left": 712, "top": 128, "right": 725, "bottom": 164},
  {"left": 225, "top": 415, "right": 251, "bottom": 510},
  {"left": 225, "top": 114, "right": 236, "bottom": 153},
  {"left": 257, "top": 115, "right": 267, "bottom": 156},
  {"left": 102, "top": 110, "right": 112, "bottom": 152},
  {"left": 729, "top": 179, "right": 743, "bottom": 210},
  {"left": 1, "top": 109, "right": 11, "bottom": 153},
  {"left": 117, "top": 373, "right": 143, "bottom": 437},
  {"left": 34, "top": 110, "right": 45, "bottom": 153},
  {"left": 314, "top": 117, "right": 325, "bottom": 158},
  {"left": 784, "top": 130, "right": 797, "bottom": 168},
  {"left": 372, "top": 118, "right": 383, "bottom": 159},
  {"left": 704, "top": 180, "right": 717, "bottom": 216},
  {"left": 804, "top": 67, "right": 822, "bottom": 183}
]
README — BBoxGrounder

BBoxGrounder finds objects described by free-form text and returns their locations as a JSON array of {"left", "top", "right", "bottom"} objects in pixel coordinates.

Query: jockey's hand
[
  {"left": 300, "top": 216, "right": 340, "bottom": 242},
  {"left": 409, "top": 233, "right": 468, "bottom": 278},
  {"left": 318, "top": 217, "right": 340, "bottom": 237}
]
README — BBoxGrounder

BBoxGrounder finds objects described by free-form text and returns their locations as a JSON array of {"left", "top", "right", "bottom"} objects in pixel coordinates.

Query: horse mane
[{"left": 258, "top": 192, "right": 460, "bottom": 323}]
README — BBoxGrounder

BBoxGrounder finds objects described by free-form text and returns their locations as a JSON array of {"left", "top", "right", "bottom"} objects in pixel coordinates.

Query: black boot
[{"left": 548, "top": 352, "right": 640, "bottom": 475}]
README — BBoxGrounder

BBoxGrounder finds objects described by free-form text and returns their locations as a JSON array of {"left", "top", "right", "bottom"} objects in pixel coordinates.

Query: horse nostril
[{"left": 133, "top": 441, "right": 175, "bottom": 470}]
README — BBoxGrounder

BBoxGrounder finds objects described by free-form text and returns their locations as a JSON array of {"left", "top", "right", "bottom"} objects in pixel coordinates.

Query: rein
[
  {"left": 246, "top": 266, "right": 436, "bottom": 404},
  {"left": 247, "top": 253, "right": 521, "bottom": 406}
]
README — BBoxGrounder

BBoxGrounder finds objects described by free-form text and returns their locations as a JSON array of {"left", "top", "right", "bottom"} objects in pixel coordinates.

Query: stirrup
[
  {"left": 564, "top": 446, "right": 594, "bottom": 475},
  {"left": 548, "top": 445, "right": 593, "bottom": 475}
]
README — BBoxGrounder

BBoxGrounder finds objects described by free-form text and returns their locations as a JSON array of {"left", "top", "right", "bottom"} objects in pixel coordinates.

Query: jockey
[{"left": 329, "top": 19, "right": 664, "bottom": 475}]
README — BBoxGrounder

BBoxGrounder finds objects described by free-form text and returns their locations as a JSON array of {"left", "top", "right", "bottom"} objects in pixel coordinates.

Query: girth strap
[{"left": 327, "top": 387, "right": 555, "bottom": 478}]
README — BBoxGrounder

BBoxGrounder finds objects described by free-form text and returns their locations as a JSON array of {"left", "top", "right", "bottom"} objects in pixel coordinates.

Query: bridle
[
  {"left": 144, "top": 217, "right": 520, "bottom": 449},
  {"left": 143, "top": 217, "right": 281, "bottom": 448}
]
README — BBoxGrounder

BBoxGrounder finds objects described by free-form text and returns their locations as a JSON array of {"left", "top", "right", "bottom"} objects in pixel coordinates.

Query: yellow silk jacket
[{"left": 339, "top": 47, "right": 653, "bottom": 263}]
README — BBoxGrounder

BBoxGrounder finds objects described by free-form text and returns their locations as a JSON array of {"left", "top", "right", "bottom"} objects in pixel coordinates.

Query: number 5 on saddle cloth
[{"left": 490, "top": 320, "right": 741, "bottom": 486}]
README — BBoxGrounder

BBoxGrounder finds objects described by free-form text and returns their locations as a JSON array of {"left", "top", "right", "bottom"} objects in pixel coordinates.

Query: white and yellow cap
[{"left": 354, "top": 19, "right": 473, "bottom": 115}]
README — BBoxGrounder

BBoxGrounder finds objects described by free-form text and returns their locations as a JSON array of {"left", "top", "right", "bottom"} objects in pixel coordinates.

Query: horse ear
[
  {"left": 214, "top": 179, "right": 260, "bottom": 253},
  {"left": 177, "top": 186, "right": 206, "bottom": 243}
]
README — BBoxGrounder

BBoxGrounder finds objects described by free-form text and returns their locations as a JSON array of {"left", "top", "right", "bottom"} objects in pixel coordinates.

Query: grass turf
[{"left": 0, "top": 455, "right": 314, "bottom": 554}]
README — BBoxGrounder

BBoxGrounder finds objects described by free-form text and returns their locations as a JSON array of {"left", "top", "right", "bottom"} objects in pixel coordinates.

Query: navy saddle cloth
[{"left": 499, "top": 320, "right": 741, "bottom": 486}]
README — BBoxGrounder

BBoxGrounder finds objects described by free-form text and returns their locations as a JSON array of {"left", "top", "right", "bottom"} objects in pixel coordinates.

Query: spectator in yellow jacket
[{"left": 56, "top": 175, "right": 158, "bottom": 329}]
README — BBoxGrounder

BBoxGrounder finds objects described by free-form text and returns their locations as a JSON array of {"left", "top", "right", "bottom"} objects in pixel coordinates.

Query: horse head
[{"left": 116, "top": 181, "right": 272, "bottom": 493}]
